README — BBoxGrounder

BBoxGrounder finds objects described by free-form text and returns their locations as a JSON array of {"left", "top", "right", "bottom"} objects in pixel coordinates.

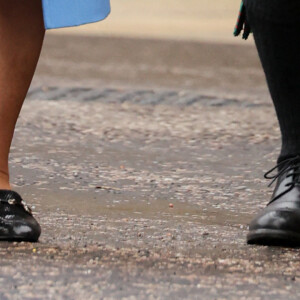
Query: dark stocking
[{"left": 244, "top": 0, "right": 300, "bottom": 163}]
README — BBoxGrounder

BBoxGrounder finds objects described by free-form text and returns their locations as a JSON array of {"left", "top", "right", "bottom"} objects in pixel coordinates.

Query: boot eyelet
[{"left": 8, "top": 199, "right": 16, "bottom": 205}]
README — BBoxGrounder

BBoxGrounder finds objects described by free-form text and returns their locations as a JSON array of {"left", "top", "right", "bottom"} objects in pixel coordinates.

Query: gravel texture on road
[
  {"left": 3, "top": 92, "right": 296, "bottom": 299},
  {"left": 1, "top": 35, "right": 298, "bottom": 300}
]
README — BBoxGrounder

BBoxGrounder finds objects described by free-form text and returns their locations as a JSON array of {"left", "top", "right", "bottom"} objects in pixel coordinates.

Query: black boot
[
  {"left": 247, "top": 156, "right": 300, "bottom": 246},
  {"left": 0, "top": 189, "right": 41, "bottom": 242}
]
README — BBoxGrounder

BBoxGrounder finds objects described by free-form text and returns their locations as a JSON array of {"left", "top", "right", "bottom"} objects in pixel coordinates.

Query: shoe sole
[
  {"left": 0, "top": 235, "right": 39, "bottom": 242},
  {"left": 247, "top": 229, "right": 300, "bottom": 247}
]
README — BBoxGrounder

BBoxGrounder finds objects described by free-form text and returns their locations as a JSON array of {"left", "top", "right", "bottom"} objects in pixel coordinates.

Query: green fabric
[{"left": 233, "top": 1, "right": 252, "bottom": 40}]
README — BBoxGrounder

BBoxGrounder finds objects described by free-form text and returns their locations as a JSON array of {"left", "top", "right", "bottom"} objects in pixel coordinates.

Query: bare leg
[{"left": 0, "top": 0, "right": 45, "bottom": 189}]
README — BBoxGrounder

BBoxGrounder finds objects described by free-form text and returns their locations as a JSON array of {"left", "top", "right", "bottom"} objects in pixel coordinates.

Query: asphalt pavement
[{"left": 1, "top": 34, "right": 298, "bottom": 300}]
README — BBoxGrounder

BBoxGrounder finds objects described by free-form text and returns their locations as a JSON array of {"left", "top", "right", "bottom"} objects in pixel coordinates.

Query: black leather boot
[
  {"left": 247, "top": 155, "right": 300, "bottom": 247},
  {"left": 0, "top": 189, "right": 41, "bottom": 242}
]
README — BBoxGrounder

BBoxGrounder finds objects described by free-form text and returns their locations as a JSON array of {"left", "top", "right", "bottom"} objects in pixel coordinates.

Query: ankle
[{"left": 0, "top": 170, "right": 11, "bottom": 190}]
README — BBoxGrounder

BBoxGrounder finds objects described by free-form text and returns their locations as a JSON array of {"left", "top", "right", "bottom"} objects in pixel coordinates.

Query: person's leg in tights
[
  {"left": 241, "top": 0, "right": 300, "bottom": 246},
  {"left": 0, "top": 0, "right": 45, "bottom": 241}
]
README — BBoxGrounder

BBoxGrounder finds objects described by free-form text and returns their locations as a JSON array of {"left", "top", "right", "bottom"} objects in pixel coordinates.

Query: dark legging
[{"left": 243, "top": 0, "right": 300, "bottom": 164}]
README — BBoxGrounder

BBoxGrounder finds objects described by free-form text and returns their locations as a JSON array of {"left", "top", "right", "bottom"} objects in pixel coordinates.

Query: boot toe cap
[{"left": 247, "top": 205, "right": 300, "bottom": 246}]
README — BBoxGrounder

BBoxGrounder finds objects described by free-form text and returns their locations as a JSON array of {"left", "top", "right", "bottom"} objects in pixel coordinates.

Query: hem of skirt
[{"left": 42, "top": 4, "right": 111, "bottom": 30}]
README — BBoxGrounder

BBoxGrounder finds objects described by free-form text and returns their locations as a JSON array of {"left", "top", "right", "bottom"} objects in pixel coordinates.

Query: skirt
[{"left": 41, "top": 0, "right": 111, "bottom": 29}]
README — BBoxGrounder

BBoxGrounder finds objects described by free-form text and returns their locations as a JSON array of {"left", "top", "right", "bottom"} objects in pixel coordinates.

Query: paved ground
[{"left": 2, "top": 34, "right": 300, "bottom": 299}]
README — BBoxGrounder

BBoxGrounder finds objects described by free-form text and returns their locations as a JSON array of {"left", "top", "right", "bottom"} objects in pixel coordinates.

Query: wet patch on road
[{"left": 27, "top": 85, "right": 266, "bottom": 108}]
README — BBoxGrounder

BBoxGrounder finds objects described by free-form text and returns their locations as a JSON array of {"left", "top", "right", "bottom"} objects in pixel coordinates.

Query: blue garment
[{"left": 41, "top": 0, "right": 110, "bottom": 29}]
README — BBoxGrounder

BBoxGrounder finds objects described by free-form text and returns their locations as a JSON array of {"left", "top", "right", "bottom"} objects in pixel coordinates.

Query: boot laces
[{"left": 264, "top": 155, "right": 300, "bottom": 204}]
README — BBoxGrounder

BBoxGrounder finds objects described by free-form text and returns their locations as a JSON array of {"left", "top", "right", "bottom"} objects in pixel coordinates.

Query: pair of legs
[
  {"left": 1, "top": 0, "right": 300, "bottom": 245},
  {"left": 0, "top": 1, "right": 298, "bottom": 186},
  {"left": 0, "top": 0, "right": 45, "bottom": 190}
]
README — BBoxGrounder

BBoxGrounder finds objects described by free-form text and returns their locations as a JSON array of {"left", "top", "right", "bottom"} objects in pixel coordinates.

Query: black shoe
[
  {"left": 247, "top": 155, "right": 300, "bottom": 247},
  {"left": 0, "top": 189, "right": 41, "bottom": 242}
]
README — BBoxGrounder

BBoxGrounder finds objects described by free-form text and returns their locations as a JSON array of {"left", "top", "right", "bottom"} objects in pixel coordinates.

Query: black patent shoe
[
  {"left": 0, "top": 189, "right": 41, "bottom": 242},
  {"left": 247, "top": 155, "right": 300, "bottom": 247}
]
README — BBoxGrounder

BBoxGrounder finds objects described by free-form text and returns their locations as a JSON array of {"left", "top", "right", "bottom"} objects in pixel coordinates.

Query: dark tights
[{"left": 244, "top": 0, "right": 300, "bottom": 164}]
